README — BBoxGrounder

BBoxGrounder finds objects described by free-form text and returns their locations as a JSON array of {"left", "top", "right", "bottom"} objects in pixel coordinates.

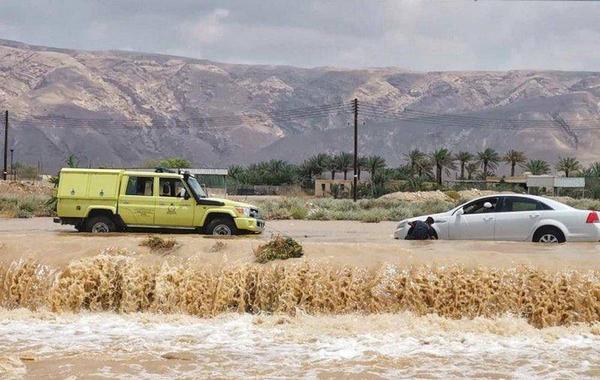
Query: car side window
[
  {"left": 463, "top": 197, "right": 499, "bottom": 215},
  {"left": 125, "top": 176, "right": 154, "bottom": 196},
  {"left": 159, "top": 178, "right": 188, "bottom": 198},
  {"left": 503, "top": 197, "right": 553, "bottom": 212}
]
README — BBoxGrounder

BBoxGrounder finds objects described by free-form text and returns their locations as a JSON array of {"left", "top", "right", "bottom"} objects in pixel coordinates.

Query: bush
[
  {"left": 565, "top": 198, "right": 600, "bottom": 211},
  {"left": 15, "top": 209, "right": 33, "bottom": 218},
  {"left": 254, "top": 235, "right": 304, "bottom": 263},
  {"left": 0, "top": 195, "right": 54, "bottom": 218},
  {"left": 140, "top": 236, "right": 177, "bottom": 251},
  {"left": 445, "top": 190, "right": 461, "bottom": 201},
  {"left": 360, "top": 210, "right": 384, "bottom": 223}
]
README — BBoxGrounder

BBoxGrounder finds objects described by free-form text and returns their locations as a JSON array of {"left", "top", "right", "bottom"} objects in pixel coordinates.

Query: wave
[{"left": 1, "top": 250, "right": 599, "bottom": 327}]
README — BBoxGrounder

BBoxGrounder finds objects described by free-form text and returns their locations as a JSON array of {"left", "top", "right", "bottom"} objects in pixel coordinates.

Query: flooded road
[
  {"left": 1, "top": 218, "right": 600, "bottom": 378},
  {"left": 1, "top": 217, "right": 600, "bottom": 271}
]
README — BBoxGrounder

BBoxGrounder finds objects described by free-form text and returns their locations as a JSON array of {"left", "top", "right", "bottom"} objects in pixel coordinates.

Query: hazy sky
[{"left": 0, "top": 0, "right": 598, "bottom": 71}]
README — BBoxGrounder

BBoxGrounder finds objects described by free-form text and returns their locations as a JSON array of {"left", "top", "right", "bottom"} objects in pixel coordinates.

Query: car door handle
[
  {"left": 529, "top": 214, "right": 540, "bottom": 219},
  {"left": 483, "top": 216, "right": 494, "bottom": 222}
]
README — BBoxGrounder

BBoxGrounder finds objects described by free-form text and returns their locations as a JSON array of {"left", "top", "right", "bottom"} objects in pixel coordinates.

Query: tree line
[{"left": 228, "top": 148, "right": 592, "bottom": 188}]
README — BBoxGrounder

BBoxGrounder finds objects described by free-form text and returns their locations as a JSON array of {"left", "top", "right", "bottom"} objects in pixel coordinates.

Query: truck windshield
[{"left": 186, "top": 176, "right": 207, "bottom": 198}]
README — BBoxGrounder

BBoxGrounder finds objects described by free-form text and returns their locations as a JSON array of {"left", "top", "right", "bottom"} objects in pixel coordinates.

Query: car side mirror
[
  {"left": 483, "top": 202, "right": 493, "bottom": 209},
  {"left": 184, "top": 192, "right": 190, "bottom": 200},
  {"left": 455, "top": 208, "right": 464, "bottom": 216}
]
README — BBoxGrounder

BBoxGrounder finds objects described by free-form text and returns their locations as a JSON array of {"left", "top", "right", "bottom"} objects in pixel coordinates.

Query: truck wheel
[
  {"left": 86, "top": 215, "right": 116, "bottom": 233},
  {"left": 206, "top": 218, "right": 238, "bottom": 236}
]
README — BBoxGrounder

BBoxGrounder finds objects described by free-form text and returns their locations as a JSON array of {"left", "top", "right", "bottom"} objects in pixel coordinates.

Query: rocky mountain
[{"left": 1, "top": 39, "right": 599, "bottom": 172}]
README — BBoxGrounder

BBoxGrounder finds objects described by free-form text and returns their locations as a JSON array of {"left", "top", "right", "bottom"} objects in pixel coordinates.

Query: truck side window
[
  {"left": 159, "top": 178, "right": 187, "bottom": 198},
  {"left": 126, "top": 176, "right": 154, "bottom": 196}
]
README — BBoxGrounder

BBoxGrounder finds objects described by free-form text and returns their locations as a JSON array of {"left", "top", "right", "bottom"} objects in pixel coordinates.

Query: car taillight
[{"left": 586, "top": 211, "right": 599, "bottom": 223}]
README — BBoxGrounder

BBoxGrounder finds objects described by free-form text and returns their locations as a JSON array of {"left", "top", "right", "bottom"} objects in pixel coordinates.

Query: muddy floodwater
[
  {"left": 1, "top": 218, "right": 600, "bottom": 378},
  {"left": 1, "top": 311, "right": 600, "bottom": 379}
]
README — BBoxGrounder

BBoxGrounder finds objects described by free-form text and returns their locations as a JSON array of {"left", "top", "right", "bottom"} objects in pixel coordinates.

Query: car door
[
  {"left": 449, "top": 197, "right": 499, "bottom": 240},
  {"left": 155, "top": 177, "right": 195, "bottom": 227},
  {"left": 118, "top": 175, "right": 156, "bottom": 225},
  {"left": 494, "top": 196, "right": 552, "bottom": 241}
]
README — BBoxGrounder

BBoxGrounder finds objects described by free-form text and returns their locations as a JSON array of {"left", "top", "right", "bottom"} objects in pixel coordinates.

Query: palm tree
[
  {"left": 228, "top": 165, "right": 246, "bottom": 182},
  {"left": 476, "top": 148, "right": 500, "bottom": 180},
  {"left": 455, "top": 151, "right": 473, "bottom": 180},
  {"left": 556, "top": 156, "right": 581, "bottom": 177},
  {"left": 430, "top": 148, "right": 456, "bottom": 185},
  {"left": 523, "top": 159, "right": 551, "bottom": 175},
  {"left": 581, "top": 162, "right": 600, "bottom": 178},
  {"left": 334, "top": 152, "right": 353, "bottom": 180},
  {"left": 365, "top": 155, "right": 387, "bottom": 180},
  {"left": 357, "top": 156, "right": 368, "bottom": 180},
  {"left": 66, "top": 154, "right": 79, "bottom": 168},
  {"left": 303, "top": 154, "right": 328, "bottom": 178},
  {"left": 405, "top": 149, "right": 425, "bottom": 172},
  {"left": 503, "top": 150, "right": 527, "bottom": 177},
  {"left": 465, "top": 162, "right": 478, "bottom": 180},
  {"left": 324, "top": 154, "right": 337, "bottom": 179}
]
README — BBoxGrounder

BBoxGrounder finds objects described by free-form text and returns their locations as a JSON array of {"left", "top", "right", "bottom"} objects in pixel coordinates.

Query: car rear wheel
[
  {"left": 86, "top": 215, "right": 116, "bottom": 233},
  {"left": 206, "top": 218, "right": 238, "bottom": 236},
  {"left": 533, "top": 226, "right": 565, "bottom": 243}
]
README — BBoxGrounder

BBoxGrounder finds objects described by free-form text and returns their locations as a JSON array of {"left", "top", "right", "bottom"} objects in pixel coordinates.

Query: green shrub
[
  {"left": 565, "top": 198, "right": 600, "bottom": 211},
  {"left": 360, "top": 210, "right": 385, "bottom": 223},
  {"left": 15, "top": 209, "right": 33, "bottom": 218},
  {"left": 290, "top": 205, "right": 308, "bottom": 219},
  {"left": 254, "top": 235, "right": 304, "bottom": 263}
]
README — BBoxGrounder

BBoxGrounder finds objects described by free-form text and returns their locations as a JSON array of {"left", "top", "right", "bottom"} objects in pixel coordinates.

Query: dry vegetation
[
  {"left": 139, "top": 236, "right": 177, "bottom": 251},
  {"left": 209, "top": 241, "right": 227, "bottom": 253},
  {"left": 254, "top": 235, "right": 304, "bottom": 263},
  {"left": 1, "top": 253, "right": 599, "bottom": 328}
]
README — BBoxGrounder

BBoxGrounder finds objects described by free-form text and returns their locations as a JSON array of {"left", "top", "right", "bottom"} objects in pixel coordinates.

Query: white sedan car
[{"left": 394, "top": 194, "right": 600, "bottom": 243}]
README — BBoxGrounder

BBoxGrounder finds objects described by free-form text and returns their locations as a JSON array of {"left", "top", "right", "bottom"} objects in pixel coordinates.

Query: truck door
[
  {"left": 155, "top": 177, "right": 195, "bottom": 227},
  {"left": 118, "top": 175, "right": 156, "bottom": 225}
]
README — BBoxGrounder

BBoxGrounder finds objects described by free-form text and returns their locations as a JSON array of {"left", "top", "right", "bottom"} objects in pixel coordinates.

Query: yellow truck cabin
[{"left": 54, "top": 168, "right": 264, "bottom": 235}]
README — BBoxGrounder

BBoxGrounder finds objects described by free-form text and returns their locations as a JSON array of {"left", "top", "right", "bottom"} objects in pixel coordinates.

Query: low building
[
  {"left": 526, "top": 175, "right": 585, "bottom": 196},
  {"left": 315, "top": 178, "right": 354, "bottom": 197},
  {"left": 314, "top": 171, "right": 369, "bottom": 197}
]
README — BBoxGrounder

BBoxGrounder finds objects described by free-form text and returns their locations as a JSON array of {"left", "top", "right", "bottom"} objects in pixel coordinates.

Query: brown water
[
  {"left": 2, "top": 251, "right": 600, "bottom": 378},
  {"left": 1, "top": 310, "right": 599, "bottom": 379},
  {"left": 2, "top": 251, "right": 600, "bottom": 327}
]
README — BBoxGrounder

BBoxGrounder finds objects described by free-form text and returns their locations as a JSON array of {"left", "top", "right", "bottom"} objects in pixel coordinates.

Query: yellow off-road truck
[{"left": 54, "top": 168, "right": 264, "bottom": 235}]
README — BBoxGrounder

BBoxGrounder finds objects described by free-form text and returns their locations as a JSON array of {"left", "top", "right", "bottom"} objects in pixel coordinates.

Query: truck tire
[
  {"left": 206, "top": 218, "right": 238, "bottom": 236},
  {"left": 86, "top": 215, "right": 116, "bottom": 233}
]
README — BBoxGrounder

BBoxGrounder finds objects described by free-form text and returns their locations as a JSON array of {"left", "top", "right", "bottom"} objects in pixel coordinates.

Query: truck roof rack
[{"left": 155, "top": 167, "right": 176, "bottom": 173}]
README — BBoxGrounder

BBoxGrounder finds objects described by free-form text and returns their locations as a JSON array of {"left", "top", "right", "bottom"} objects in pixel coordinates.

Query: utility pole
[
  {"left": 10, "top": 149, "right": 14, "bottom": 180},
  {"left": 2, "top": 111, "right": 7, "bottom": 181},
  {"left": 352, "top": 98, "right": 358, "bottom": 202}
]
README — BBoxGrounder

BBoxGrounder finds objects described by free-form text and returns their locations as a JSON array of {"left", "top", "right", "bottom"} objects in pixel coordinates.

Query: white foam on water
[{"left": 1, "top": 309, "right": 599, "bottom": 379}]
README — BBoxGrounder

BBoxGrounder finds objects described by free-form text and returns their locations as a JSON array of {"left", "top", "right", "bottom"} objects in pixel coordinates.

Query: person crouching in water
[{"left": 405, "top": 216, "right": 438, "bottom": 240}]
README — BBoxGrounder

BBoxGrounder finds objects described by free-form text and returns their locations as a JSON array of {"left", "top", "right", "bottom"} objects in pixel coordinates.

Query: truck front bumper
[{"left": 234, "top": 217, "right": 265, "bottom": 233}]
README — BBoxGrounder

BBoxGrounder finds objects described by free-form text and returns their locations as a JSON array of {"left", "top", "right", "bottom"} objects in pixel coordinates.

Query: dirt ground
[{"left": 1, "top": 217, "right": 600, "bottom": 271}]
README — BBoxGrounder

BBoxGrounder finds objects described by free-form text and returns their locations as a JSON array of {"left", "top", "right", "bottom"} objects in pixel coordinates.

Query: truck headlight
[{"left": 235, "top": 207, "right": 251, "bottom": 217}]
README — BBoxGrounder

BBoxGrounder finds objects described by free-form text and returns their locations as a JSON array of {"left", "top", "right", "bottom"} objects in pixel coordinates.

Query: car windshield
[{"left": 186, "top": 176, "right": 207, "bottom": 198}]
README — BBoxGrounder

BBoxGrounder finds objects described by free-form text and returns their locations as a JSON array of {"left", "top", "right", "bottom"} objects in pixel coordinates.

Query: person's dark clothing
[{"left": 405, "top": 220, "right": 437, "bottom": 240}]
